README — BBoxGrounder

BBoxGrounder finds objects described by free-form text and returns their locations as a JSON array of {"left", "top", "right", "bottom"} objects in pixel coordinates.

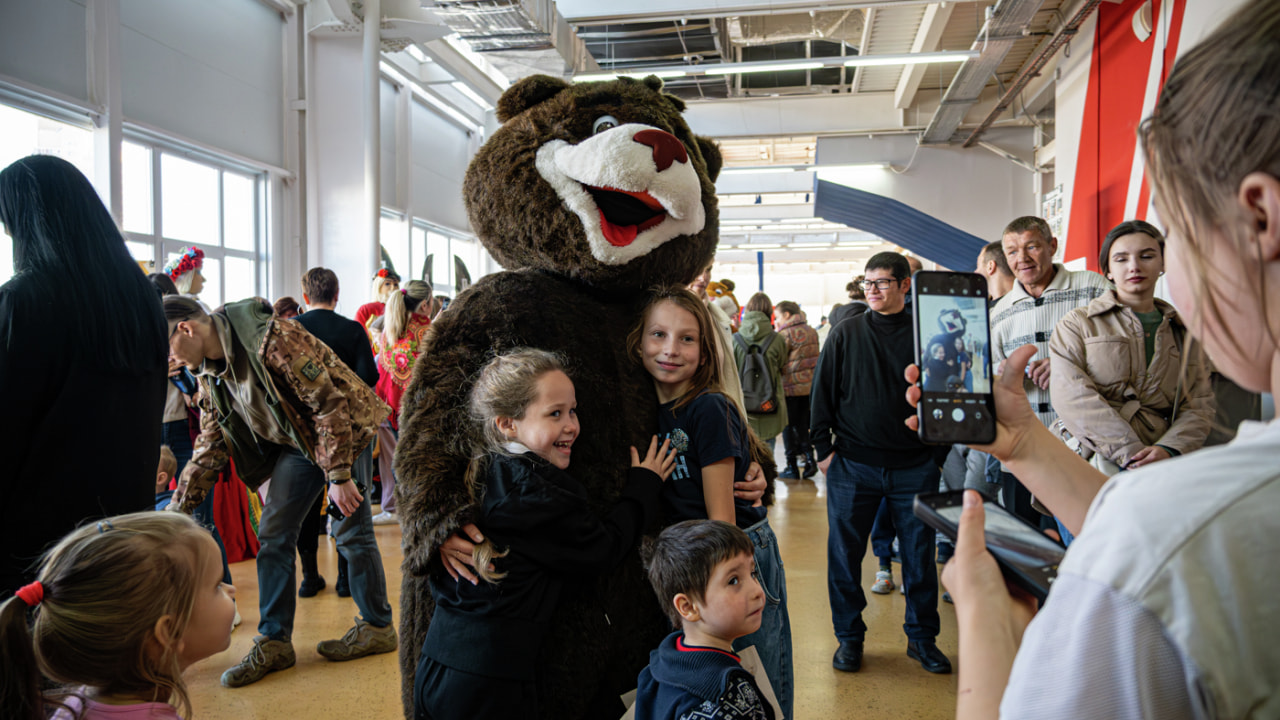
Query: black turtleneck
[{"left": 810, "top": 305, "right": 947, "bottom": 469}]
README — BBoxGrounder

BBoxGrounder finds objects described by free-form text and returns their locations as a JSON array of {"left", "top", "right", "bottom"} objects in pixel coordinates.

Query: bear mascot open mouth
[{"left": 536, "top": 121, "right": 705, "bottom": 263}]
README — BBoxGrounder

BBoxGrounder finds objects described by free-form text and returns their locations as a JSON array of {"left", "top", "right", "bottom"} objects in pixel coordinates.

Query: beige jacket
[{"left": 1049, "top": 292, "right": 1214, "bottom": 467}]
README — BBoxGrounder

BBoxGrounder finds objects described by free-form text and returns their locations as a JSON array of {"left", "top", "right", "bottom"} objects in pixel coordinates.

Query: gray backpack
[{"left": 734, "top": 332, "right": 779, "bottom": 414}]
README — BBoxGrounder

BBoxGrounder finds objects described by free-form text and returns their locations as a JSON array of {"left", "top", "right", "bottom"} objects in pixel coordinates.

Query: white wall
[
  {"left": 816, "top": 130, "right": 1040, "bottom": 243},
  {"left": 410, "top": 98, "right": 474, "bottom": 233},
  {"left": 119, "top": 0, "right": 284, "bottom": 166}
]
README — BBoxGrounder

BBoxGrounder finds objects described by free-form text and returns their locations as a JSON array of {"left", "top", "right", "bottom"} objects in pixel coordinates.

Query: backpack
[{"left": 734, "top": 332, "right": 779, "bottom": 414}]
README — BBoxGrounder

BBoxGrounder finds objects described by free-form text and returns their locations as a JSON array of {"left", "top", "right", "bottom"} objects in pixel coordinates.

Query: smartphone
[
  {"left": 911, "top": 270, "right": 997, "bottom": 445},
  {"left": 326, "top": 480, "right": 368, "bottom": 521},
  {"left": 913, "top": 490, "right": 1065, "bottom": 601},
  {"left": 170, "top": 367, "right": 199, "bottom": 396}
]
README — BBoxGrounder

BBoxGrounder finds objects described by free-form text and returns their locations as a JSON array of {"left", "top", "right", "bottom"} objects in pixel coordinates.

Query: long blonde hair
[
  {"left": 464, "top": 349, "right": 569, "bottom": 582},
  {"left": 383, "top": 280, "right": 432, "bottom": 347},
  {"left": 0, "top": 512, "right": 209, "bottom": 720},
  {"left": 1139, "top": 2, "right": 1280, "bottom": 360}
]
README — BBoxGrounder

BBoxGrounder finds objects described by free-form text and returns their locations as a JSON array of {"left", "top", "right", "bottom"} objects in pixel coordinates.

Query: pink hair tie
[
  {"left": 16, "top": 581, "right": 43, "bottom": 607},
  {"left": 401, "top": 288, "right": 408, "bottom": 295}
]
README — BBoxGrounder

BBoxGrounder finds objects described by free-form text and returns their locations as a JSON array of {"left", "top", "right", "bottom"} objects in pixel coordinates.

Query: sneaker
[
  {"left": 316, "top": 616, "right": 398, "bottom": 661},
  {"left": 371, "top": 510, "right": 399, "bottom": 526},
  {"left": 220, "top": 636, "right": 295, "bottom": 688},
  {"left": 943, "top": 591, "right": 954, "bottom": 604},
  {"left": 870, "top": 570, "right": 895, "bottom": 595},
  {"left": 232, "top": 608, "right": 242, "bottom": 627}
]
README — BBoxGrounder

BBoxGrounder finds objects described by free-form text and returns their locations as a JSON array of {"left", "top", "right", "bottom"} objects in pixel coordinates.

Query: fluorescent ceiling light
[
  {"left": 575, "top": 70, "right": 687, "bottom": 82},
  {"left": 844, "top": 51, "right": 976, "bottom": 68},
  {"left": 742, "top": 244, "right": 783, "bottom": 250},
  {"left": 572, "top": 51, "right": 979, "bottom": 82},
  {"left": 720, "top": 167, "right": 801, "bottom": 175},
  {"left": 791, "top": 246, "right": 837, "bottom": 251},
  {"left": 704, "top": 61, "right": 824, "bottom": 76},
  {"left": 789, "top": 242, "right": 835, "bottom": 248}
]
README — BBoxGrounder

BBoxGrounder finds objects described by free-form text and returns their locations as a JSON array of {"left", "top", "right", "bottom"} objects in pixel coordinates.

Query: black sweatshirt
[
  {"left": 296, "top": 308, "right": 379, "bottom": 387},
  {"left": 810, "top": 306, "right": 947, "bottom": 469},
  {"left": 422, "top": 451, "right": 662, "bottom": 680}
]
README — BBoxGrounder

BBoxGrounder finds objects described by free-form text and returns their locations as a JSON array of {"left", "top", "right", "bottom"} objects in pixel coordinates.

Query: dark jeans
[
  {"left": 782, "top": 395, "right": 811, "bottom": 459},
  {"left": 162, "top": 418, "right": 194, "bottom": 478},
  {"left": 256, "top": 445, "right": 391, "bottom": 640},
  {"left": 732, "top": 518, "right": 793, "bottom": 720},
  {"left": 826, "top": 455, "right": 941, "bottom": 643},
  {"left": 296, "top": 488, "right": 328, "bottom": 556},
  {"left": 870, "top": 500, "right": 896, "bottom": 562},
  {"left": 999, "top": 471, "right": 1056, "bottom": 531}
]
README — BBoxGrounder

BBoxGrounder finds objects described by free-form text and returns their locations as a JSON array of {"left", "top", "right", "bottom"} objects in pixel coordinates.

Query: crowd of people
[{"left": 2, "top": 3, "right": 1279, "bottom": 718}]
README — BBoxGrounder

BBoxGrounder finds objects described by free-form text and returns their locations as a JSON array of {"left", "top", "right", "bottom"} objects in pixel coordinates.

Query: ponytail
[
  {"left": 0, "top": 596, "right": 44, "bottom": 720},
  {"left": 384, "top": 280, "right": 432, "bottom": 346}
]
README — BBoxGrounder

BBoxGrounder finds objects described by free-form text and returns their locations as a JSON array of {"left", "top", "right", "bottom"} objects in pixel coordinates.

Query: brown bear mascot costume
[{"left": 394, "top": 75, "right": 750, "bottom": 719}]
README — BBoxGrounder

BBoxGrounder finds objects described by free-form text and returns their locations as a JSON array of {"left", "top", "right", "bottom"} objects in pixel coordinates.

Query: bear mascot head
[{"left": 394, "top": 75, "right": 736, "bottom": 719}]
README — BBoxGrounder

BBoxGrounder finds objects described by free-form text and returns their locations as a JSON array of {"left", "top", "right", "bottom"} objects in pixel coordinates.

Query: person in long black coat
[{"left": 0, "top": 155, "right": 168, "bottom": 595}]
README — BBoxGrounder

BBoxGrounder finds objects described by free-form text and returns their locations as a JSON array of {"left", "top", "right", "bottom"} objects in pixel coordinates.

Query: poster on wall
[{"left": 1042, "top": 184, "right": 1065, "bottom": 261}]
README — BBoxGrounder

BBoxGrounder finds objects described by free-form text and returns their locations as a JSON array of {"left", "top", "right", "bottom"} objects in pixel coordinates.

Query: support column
[
  {"left": 87, "top": 0, "right": 122, "bottom": 223},
  {"left": 364, "top": 0, "right": 382, "bottom": 272}
]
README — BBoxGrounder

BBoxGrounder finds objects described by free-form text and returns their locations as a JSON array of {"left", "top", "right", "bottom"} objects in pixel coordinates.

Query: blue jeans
[
  {"left": 870, "top": 500, "right": 896, "bottom": 562},
  {"left": 826, "top": 455, "right": 941, "bottom": 643},
  {"left": 1055, "top": 518, "right": 1076, "bottom": 547},
  {"left": 162, "top": 418, "right": 194, "bottom": 478},
  {"left": 733, "top": 518, "right": 792, "bottom": 720},
  {"left": 256, "top": 445, "right": 392, "bottom": 640}
]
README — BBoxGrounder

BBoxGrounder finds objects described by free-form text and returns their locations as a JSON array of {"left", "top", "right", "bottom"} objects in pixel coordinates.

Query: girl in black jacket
[{"left": 414, "top": 348, "right": 675, "bottom": 720}]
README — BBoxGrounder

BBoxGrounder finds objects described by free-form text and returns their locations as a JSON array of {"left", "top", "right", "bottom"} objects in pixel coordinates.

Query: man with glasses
[{"left": 810, "top": 252, "right": 953, "bottom": 676}]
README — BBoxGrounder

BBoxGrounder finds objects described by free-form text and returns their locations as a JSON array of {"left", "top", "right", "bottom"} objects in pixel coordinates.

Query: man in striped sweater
[{"left": 990, "top": 216, "right": 1110, "bottom": 527}]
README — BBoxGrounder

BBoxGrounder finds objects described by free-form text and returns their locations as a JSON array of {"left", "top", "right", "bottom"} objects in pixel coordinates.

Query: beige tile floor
[{"left": 187, "top": 472, "right": 958, "bottom": 720}]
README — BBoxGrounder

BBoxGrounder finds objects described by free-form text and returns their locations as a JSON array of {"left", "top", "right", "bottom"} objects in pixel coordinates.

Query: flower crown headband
[
  {"left": 163, "top": 247, "right": 205, "bottom": 281},
  {"left": 376, "top": 268, "right": 400, "bottom": 282}
]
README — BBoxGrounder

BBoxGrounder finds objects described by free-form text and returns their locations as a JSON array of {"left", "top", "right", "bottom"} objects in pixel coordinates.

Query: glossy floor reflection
[{"left": 187, "top": 470, "right": 957, "bottom": 719}]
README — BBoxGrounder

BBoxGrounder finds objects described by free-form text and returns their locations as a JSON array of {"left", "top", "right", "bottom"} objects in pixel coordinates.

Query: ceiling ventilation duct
[
  {"left": 427, "top": 0, "right": 599, "bottom": 82},
  {"left": 726, "top": 10, "right": 865, "bottom": 48},
  {"left": 309, "top": 0, "right": 453, "bottom": 50}
]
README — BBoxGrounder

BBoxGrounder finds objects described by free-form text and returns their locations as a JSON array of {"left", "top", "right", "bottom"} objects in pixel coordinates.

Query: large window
[
  {"left": 0, "top": 103, "right": 95, "bottom": 284},
  {"left": 411, "top": 221, "right": 480, "bottom": 296},
  {"left": 126, "top": 143, "right": 264, "bottom": 309}
]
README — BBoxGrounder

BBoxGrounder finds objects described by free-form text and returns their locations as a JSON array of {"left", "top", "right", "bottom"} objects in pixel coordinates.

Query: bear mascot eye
[{"left": 592, "top": 115, "right": 620, "bottom": 134}]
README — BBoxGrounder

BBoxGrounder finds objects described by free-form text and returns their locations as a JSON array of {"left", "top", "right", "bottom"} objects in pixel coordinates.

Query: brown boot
[{"left": 316, "top": 616, "right": 398, "bottom": 661}]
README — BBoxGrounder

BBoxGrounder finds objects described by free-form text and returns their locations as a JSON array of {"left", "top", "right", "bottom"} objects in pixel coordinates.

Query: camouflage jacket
[{"left": 174, "top": 300, "right": 390, "bottom": 513}]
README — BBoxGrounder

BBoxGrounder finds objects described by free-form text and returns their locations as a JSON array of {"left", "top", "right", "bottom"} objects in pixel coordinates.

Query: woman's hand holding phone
[
  {"left": 906, "top": 344, "right": 1043, "bottom": 461},
  {"left": 941, "top": 490, "right": 1039, "bottom": 720}
]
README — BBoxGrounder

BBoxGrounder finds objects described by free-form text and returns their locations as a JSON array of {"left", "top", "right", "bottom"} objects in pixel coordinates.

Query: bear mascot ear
[
  {"left": 696, "top": 135, "right": 723, "bottom": 183},
  {"left": 496, "top": 75, "right": 571, "bottom": 123}
]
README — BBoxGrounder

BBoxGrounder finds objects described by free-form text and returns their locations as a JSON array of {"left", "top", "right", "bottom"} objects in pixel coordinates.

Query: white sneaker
[
  {"left": 233, "top": 608, "right": 242, "bottom": 628},
  {"left": 870, "top": 570, "right": 895, "bottom": 595},
  {"left": 371, "top": 510, "right": 399, "bottom": 526}
]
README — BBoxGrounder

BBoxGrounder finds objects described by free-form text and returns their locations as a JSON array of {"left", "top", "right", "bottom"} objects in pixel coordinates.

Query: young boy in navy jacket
[{"left": 635, "top": 520, "right": 775, "bottom": 720}]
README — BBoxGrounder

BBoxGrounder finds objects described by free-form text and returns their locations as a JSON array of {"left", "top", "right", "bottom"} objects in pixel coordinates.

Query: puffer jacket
[
  {"left": 777, "top": 312, "right": 819, "bottom": 397},
  {"left": 733, "top": 311, "right": 789, "bottom": 440},
  {"left": 1048, "top": 291, "right": 1215, "bottom": 467}
]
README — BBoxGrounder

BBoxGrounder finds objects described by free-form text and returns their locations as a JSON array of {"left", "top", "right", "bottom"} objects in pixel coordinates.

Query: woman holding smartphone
[
  {"left": 908, "top": 5, "right": 1280, "bottom": 716},
  {"left": 1048, "top": 220, "right": 1215, "bottom": 477}
]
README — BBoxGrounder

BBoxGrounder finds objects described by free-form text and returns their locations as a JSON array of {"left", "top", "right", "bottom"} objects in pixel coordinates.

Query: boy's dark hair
[
  {"left": 864, "top": 252, "right": 911, "bottom": 281},
  {"left": 846, "top": 275, "right": 866, "bottom": 300},
  {"left": 301, "top": 267, "right": 340, "bottom": 305},
  {"left": 981, "top": 241, "right": 1013, "bottom": 277},
  {"left": 744, "top": 292, "right": 772, "bottom": 315},
  {"left": 272, "top": 296, "right": 301, "bottom": 318},
  {"left": 645, "top": 520, "right": 755, "bottom": 627}
]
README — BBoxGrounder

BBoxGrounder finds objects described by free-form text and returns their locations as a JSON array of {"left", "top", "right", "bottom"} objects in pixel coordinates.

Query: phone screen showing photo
[{"left": 912, "top": 271, "right": 997, "bottom": 445}]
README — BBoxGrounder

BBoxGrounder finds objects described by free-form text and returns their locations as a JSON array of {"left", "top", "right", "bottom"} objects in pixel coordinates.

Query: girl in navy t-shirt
[{"left": 629, "top": 286, "right": 795, "bottom": 720}]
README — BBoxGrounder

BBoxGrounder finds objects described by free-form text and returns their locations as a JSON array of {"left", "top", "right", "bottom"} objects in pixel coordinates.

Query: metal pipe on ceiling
[{"left": 961, "top": 0, "right": 1102, "bottom": 148}]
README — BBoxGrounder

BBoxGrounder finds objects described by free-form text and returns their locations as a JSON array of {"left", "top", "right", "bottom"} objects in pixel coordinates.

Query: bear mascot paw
[{"left": 394, "top": 74, "right": 739, "bottom": 719}]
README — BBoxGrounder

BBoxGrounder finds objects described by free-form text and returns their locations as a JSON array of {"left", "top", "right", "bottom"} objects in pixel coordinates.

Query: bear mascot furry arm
[{"left": 394, "top": 75, "right": 730, "bottom": 719}]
